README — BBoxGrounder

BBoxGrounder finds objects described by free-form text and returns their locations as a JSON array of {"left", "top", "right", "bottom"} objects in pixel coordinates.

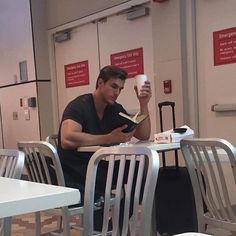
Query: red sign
[
  {"left": 110, "top": 48, "right": 144, "bottom": 78},
  {"left": 64, "top": 60, "right": 89, "bottom": 88},
  {"left": 213, "top": 27, "right": 236, "bottom": 66}
]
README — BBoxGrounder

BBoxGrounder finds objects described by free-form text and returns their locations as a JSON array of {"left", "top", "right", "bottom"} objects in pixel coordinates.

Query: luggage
[
  {"left": 155, "top": 167, "right": 198, "bottom": 235},
  {"left": 158, "top": 101, "right": 179, "bottom": 168},
  {"left": 155, "top": 101, "right": 198, "bottom": 235}
]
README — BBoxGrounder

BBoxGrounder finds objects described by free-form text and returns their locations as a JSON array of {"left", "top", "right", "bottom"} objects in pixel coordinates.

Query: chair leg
[
  {"left": 0, "top": 219, "right": 3, "bottom": 236},
  {"left": 151, "top": 205, "right": 158, "bottom": 236},
  {"left": 35, "top": 211, "right": 41, "bottom": 236},
  {"left": 55, "top": 216, "right": 63, "bottom": 232},
  {"left": 62, "top": 207, "right": 70, "bottom": 236},
  {"left": 3, "top": 217, "right": 12, "bottom": 236},
  {"left": 79, "top": 215, "right": 84, "bottom": 236}
]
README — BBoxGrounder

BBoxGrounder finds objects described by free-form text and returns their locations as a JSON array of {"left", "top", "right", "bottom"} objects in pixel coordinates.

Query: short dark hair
[{"left": 96, "top": 65, "right": 128, "bottom": 89}]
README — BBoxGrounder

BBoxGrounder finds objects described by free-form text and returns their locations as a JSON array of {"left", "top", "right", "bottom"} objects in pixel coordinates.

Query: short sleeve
[{"left": 61, "top": 95, "right": 91, "bottom": 126}]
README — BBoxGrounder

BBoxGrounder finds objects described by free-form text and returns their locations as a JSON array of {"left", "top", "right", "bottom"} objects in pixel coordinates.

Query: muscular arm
[
  {"left": 133, "top": 80, "right": 152, "bottom": 141},
  {"left": 60, "top": 119, "right": 135, "bottom": 149},
  {"left": 134, "top": 105, "right": 151, "bottom": 140}
]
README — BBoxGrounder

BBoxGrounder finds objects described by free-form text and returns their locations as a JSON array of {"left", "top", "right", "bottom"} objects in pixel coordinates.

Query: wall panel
[
  {"left": 0, "top": 83, "right": 40, "bottom": 148},
  {"left": 54, "top": 22, "right": 100, "bottom": 119}
]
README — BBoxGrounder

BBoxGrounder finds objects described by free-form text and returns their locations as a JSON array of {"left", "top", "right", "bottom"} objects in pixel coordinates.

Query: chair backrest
[
  {"left": 83, "top": 146, "right": 159, "bottom": 236},
  {"left": 0, "top": 149, "right": 25, "bottom": 179},
  {"left": 181, "top": 138, "right": 236, "bottom": 232},
  {"left": 0, "top": 149, "right": 25, "bottom": 236},
  {"left": 17, "top": 141, "right": 65, "bottom": 186},
  {"left": 46, "top": 134, "right": 58, "bottom": 149}
]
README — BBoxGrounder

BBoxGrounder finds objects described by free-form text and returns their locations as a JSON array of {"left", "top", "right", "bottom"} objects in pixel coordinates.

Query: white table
[
  {"left": 0, "top": 177, "right": 80, "bottom": 218},
  {"left": 77, "top": 141, "right": 180, "bottom": 153}
]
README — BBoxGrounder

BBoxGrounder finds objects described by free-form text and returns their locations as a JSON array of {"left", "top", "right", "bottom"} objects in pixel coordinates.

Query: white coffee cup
[{"left": 135, "top": 74, "right": 148, "bottom": 96}]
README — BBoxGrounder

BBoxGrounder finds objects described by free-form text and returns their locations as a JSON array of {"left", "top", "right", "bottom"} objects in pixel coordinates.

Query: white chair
[
  {"left": 0, "top": 149, "right": 25, "bottom": 236},
  {"left": 17, "top": 141, "right": 87, "bottom": 236},
  {"left": 83, "top": 146, "right": 159, "bottom": 236},
  {"left": 181, "top": 138, "right": 236, "bottom": 234}
]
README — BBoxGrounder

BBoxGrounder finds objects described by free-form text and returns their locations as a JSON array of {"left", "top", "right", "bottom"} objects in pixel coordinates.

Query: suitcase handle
[
  {"left": 158, "top": 101, "right": 175, "bottom": 108},
  {"left": 158, "top": 101, "right": 178, "bottom": 168}
]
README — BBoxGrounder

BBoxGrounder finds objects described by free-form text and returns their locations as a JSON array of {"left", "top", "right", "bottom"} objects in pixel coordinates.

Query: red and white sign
[
  {"left": 64, "top": 60, "right": 89, "bottom": 88},
  {"left": 213, "top": 27, "right": 236, "bottom": 66},
  {"left": 110, "top": 48, "right": 144, "bottom": 78}
]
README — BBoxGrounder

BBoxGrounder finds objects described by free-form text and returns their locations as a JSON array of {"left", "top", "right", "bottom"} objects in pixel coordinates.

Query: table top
[
  {"left": 0, "top": 177, "right": 80, "bottom": 218},
  {"left": 77, "top": 141, "right": 180, "bottom": 152}
]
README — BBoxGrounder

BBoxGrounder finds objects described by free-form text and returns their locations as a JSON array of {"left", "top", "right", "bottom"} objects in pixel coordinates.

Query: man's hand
[
  {"left": 133, "top": 80, "right": 152, "bottom": 140},
  {"left": 108, "top": 125, "right": 136, "bottom": 144},
  {"left": 134, "top": 80, "right": 152, "bottom": 106}
]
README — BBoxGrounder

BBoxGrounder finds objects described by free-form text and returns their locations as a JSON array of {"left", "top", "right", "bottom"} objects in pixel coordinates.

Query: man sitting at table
[{"left": 57, "top": 65, "right": 152, "bottom": 227}]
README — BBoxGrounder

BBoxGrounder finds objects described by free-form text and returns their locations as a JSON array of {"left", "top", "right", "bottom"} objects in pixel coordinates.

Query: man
[{"left": 58, "top": 65, "right": 152, "bottom": 197}]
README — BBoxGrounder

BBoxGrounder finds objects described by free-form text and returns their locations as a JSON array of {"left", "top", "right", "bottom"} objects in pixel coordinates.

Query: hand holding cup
[{"left": 135, "top": 74, "right": 148, "bottom": 96}]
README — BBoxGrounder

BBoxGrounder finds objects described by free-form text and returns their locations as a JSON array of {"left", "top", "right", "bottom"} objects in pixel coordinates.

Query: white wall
[
  {"left": 0, "top": 0, "right": 35, "bottom": 86},
  {"left": 31, "top": 0, "right": 50, "bottom": 81},
  {"left": 195, "top": 0, "right": 236, "bottom": 144},
  {"left": 46, "top": 0, "right": 130, "bottom": 29},
  {"left": 0, "top": 0, "right": 41, "bottom": 148},
  {"left": 151, "top": 0, "right": 184, "bottom": 131},
  {"left": 0, "top": 84, "right": 40, "bottom": 148},
  {"left": 151, "top": 0, "right": 236, "bottom": 145},
  {"left": 31, "top": 0, "right": 54, "bottom": 140}
]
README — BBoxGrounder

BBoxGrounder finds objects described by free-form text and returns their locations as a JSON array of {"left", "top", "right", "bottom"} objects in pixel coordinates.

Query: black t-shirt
[{"left": 58, "top": 93, "right": 127, "bottom": 194}]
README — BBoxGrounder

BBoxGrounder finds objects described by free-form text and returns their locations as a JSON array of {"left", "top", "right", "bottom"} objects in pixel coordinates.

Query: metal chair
[
  {"left": 181, "top": 138, "right": 236, "bottom": 234},
  {"left": 46, "top": 134, "right": 58, "bottom": 149},
  {"left": 83, "top": 146, "right": 160, "bottom": 236},
  {"left": 174, "top": 233, "right": 212, "bottom": 236},
  {"left": 0, "top": 149, "right": 25, "bottom": 236},
  {"left": 17, "top": 141, "right": 85, "bottom": 236}
]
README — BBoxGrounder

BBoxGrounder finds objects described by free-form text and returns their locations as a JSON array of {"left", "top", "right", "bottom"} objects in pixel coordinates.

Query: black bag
[
  {"left": 155, "top": 102, "right": 198, "bottom": 235},
  {"left": 155, "top": 166, "right": 198, "bottom": 235}
]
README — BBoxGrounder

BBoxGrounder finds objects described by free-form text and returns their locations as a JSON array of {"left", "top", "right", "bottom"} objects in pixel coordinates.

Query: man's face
[{"left": 98, "top": 77, "right": 125, "bottom": 104}]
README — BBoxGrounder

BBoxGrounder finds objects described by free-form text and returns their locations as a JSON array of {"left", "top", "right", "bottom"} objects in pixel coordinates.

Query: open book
[{"left": 118, "top": 112, "right": 149, "bottom": 133}]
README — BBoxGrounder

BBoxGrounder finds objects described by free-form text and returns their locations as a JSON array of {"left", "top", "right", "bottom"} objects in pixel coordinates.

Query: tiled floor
[
  {"left": 10, "top": 212, "right": 236, "bottom": 236},
  {"left": 11, "top": 212, "right": 81, "bottom": 236},
  {"left": 207, "top": 226, "right": 236, "bottom": 236}
]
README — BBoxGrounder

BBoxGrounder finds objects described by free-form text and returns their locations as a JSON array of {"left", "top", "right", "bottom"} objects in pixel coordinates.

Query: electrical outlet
[
  {"left": 24, "top": 109, "right": 30, "bottom": 120},
  {"left": 13, "top": 112, "right": 18, "bottom": 120}
]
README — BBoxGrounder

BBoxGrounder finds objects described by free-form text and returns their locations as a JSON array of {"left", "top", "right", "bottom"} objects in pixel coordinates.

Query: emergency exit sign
[
  {"left": 213, "top": 27, "right": 236, "bottom": 66},
  {"left": 110, "top": 48, "right": 144, "bottom": 78},
  {"left": 64, "top": 60, "right": 89, "bottom": 88}
]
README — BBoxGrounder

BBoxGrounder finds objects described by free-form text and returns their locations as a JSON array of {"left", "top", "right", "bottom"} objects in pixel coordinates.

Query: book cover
[{"left": 117, "top": 112, "right": 149, "bottom": 133}]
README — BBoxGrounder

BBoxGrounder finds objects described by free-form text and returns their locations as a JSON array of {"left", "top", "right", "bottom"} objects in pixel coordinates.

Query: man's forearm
[
  {"left": 134, "top": 105, "right": 151, "bottom": 140},
  {"left": 61, "top": 132, "right": 111, "bottom": 149}
]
